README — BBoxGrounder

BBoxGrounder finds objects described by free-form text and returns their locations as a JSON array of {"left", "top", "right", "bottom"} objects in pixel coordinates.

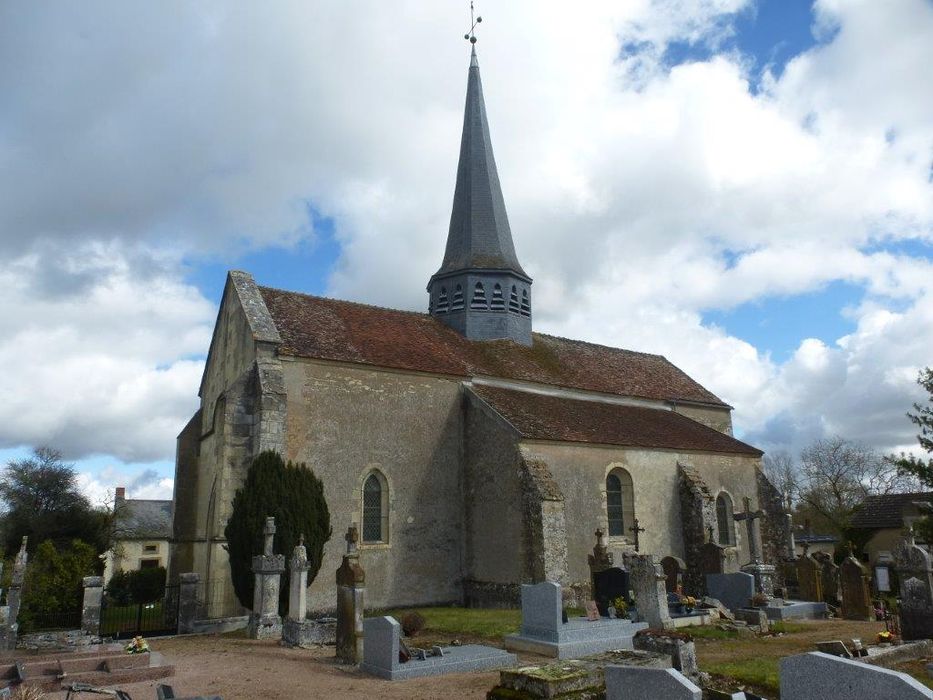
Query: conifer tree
[
  {"left": 224, "top": 451, "right": 331, "bottom": 615},
  {"left": 891, "top": 367, "right": 933, "bottom": 485}
]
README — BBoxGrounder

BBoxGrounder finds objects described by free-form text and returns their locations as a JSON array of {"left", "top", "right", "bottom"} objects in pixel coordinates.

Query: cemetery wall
[
  {"left": 284, "top": 359, "right": 466, "bottom": 611},
  {"left": 522, "top": 443, "right": 759, "bottom": 589},
  {"left": 671, "top": 404, "right": 733, "bottom": 436}
]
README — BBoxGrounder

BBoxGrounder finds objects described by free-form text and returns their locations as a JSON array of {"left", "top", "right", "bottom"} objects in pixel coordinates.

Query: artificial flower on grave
[
  {"left": 611, "top": 596, "right": 629, "bottom": 616},
  {"left": 682, "top": 596, "right": 696, "bottom": 608},
  {"left": 877, "top": 630, "right": 895, "bottom": 643},
  {"left": 126, "top": 636, "right": 150, "bottom": 654}
]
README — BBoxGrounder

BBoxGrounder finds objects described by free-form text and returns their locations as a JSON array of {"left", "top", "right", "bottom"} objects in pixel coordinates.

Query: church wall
[
  {"left": 281, "top": 359, "right": 465, "bottom": 612},
  {"left": 518, "top": 441, "right": 761, "bottom": 592},
  {"left": 672, "top": 404, "right": 734, "bottom": 436}
]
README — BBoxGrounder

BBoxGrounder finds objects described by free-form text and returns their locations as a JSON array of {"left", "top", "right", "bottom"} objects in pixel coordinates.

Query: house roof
[
  {"left": 468, "top": 385, "right": 762, "bottom": 455},
  {"left": 258, "top": 286, "right": 730, "bottom": 408},
  {"left": 116, "top": 499, "right": 173, "bottom": 540},
  {"left": 796, "top": 534, "right": 838, "bottom": 544},
  {"left": 850, "top": 492, "right": 933, "bottom": 530}
]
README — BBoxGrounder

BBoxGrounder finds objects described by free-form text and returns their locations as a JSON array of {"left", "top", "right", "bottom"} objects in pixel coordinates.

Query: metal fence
[{"left": 100, "top": 584, "right": 180, "bottom": 639}]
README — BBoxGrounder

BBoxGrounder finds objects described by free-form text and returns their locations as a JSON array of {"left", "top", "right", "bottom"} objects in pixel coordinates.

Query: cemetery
[{"left": 0, "top": 512, "right": 929, "bottom": 699}]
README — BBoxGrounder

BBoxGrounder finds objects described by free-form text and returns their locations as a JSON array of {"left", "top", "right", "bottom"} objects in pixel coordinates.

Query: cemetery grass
[
  {"left": 373, "top": 606, "right": 522, "bottom": 643},
  {"left": 696, "top": 618, "right": 894, "bottom": 695}
]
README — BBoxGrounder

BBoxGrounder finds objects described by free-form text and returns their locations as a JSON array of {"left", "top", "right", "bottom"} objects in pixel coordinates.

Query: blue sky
[{"left": 0, "top": 0, "right": 930, "bottom": 502}]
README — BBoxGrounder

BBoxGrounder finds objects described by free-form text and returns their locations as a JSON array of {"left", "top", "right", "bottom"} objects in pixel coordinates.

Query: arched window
[
  {"left": 509, "top": 285, "right": 520, "bottom": 312},
  {"left": 451, "top": 284, "right": 464, "bottom": 311},
  {"left": 716, "top": 492, "right": 734, "bottom": 546},
  {"left": 362, "top": 472, "right": 389, "bottom": 543},
  {"left": 436, "top": 287, "right": 449, "bottom": 314},
  {"left": 471, "top": 282, "right": 488, "bottom": 309},
  {"left": 606, "top": 468, "right": 635, "bottom": 538},
  {"left": 520, "top": 288, "right": 531, "bottom": 316}
]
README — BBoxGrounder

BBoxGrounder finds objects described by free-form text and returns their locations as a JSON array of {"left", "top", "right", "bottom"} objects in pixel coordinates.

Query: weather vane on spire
[{"left": 464, "top": 2, "right": 482, "bottom": 44}]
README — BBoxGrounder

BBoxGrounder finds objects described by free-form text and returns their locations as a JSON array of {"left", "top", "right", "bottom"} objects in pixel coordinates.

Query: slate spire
[{"left": 427, "top": 48, "right": 533, "bottom": 345}]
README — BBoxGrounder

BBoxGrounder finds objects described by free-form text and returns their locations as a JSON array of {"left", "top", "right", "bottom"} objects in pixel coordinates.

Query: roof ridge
[{"left": 258, "top": 285, "right": 434, "bottom": 321}]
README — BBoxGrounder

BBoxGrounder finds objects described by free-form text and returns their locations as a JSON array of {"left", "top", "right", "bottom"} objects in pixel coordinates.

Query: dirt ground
[
  {"left": 46, "top": 634, "right": 522, "bottom": 700},
  {"left": 42, "top": 619, "right": 928, "bottom": 700}
]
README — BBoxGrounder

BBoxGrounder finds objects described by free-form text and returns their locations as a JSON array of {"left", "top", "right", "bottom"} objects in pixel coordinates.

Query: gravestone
[
  {"left": 839, "top": 555, "right": 875, "bottom": 621},
  {"left": 734, "top": 498, "right": 775, "bottom": 596},
  {"left": 336, "top": 524, "right": 366, "bottom": 664},
  {"left": 706, "top": 572, "right": 755, "bottom": 613},
  {"left": 630, "top": 555, "right": 674, "bottom": 629},
  {"left": 699, "top": 541, "right": 739, "bottom": 578},
  {"left": 814, "top": 552, "right": 840, "bottom": 605},
  {"left": 593, "top": 568, "right": 630, "bottom": 616},
  {"left": 248, "top": 516, "right": 286, "bottom": 640},
  {"left": 589, "top": 528, "right": 629, "bottom": 615},
  {"left": 81, "top": 576, "right": 104, "bottom": 636},
  {"left": 283, "top": 535, "right": 333, "bottom": 647},
  {"left": 661, "top": 556, "right": 686, "bottom": 594},
  {"left": 604, "top": 666, "right": 701, "bottom": 700},
  {"left": 796, "top": 554, "right": 824, "bottom": 602},
  {"left": 780, "top": 652, "right": 933, "bottom": 699},
  {"left": 895, "top": 539, "right": 933, "bottom": 640},
  {"left": 503, "top": 581, "right": 647, "bottom": 658},
  {"left": 360, "top": 616, "right": 516, "bottom": 680}
]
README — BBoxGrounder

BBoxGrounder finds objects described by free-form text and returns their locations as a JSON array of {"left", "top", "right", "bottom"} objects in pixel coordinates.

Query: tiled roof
[
  {"left": 258, "top": 287, "right": 729, "bottom": 407},
  {"left": 116, "top": 499, "right": 173, "bottom": 540},
  {"left": 469, "top": 385, "right": 762, "bottom": 455},
  {"left": 850, "top": 492, "right": 933, "bottom": 530}
]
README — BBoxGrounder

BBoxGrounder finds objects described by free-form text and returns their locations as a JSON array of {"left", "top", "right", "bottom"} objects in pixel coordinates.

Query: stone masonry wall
[
  {"left": 285, "top": 359, "right": 466, "bottom": 612},
  {"left": 679, "top": 463, "right": 716, "bottom": 596},
  {"left": 757, "top": 468, "right": 791, "bottom": 586},
  {"left": 462, "top": 390, "right": 527, "bottom": 605}
]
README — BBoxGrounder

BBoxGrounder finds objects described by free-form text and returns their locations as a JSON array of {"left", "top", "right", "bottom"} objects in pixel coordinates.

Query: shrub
[
  {"left": 106, "top": 570, "right": 133, "bottom": 605},
  {"left": 401, "top": 611, "right": 426, "bottom": 637},
  {"left": 224, "top": 451, "right": 332, "bottom": 615},
  {"left": 18, "top": 539, "right": 98, "bottom": 632},
  {"left": 105, "top": 566, "right": 166, "bottom": 604}
]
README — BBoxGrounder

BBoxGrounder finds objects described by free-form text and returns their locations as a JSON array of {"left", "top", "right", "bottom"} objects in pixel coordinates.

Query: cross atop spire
[{"left": 464, "top": 2, "right": 482, "bottom": 45}]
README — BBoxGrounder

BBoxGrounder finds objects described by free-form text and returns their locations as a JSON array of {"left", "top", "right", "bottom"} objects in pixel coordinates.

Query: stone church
[{"left": 170, "top": 48, "right": 786, "bottom": 611}]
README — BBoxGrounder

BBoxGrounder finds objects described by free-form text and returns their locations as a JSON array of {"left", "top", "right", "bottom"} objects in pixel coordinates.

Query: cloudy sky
[{"left": 1, "top": 0, "right": 931, "bottom": 503}]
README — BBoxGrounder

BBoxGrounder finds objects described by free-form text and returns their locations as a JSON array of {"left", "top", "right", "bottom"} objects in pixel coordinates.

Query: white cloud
[
  {"left": 0, "top": 0, "right": 931, "bottom": 463},
  {"left": 0, "top": 243, "right": 212, "bottom": 461}
]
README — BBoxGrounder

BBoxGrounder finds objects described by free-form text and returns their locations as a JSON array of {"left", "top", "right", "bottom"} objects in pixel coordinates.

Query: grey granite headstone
[
  {"left": 519, "top": 581, "right": 562, "bottom": 640},
  {"left": 605, "top": 666, "right": 701, "bottom": 700},
  {"left": 780, "top": 652, "right": 933, "bottom": 699},
  {"left": 706, "top": 572, "right": 755, "bottom": 612},
  {"left": 362, "top": 616, "right": 398, "bottom": 674},
  {"left": 360, "top": 616, "right": 516, "bottom": 680},
  {"left": 505, "top": 581, "right": 648, "bottom": 659}
]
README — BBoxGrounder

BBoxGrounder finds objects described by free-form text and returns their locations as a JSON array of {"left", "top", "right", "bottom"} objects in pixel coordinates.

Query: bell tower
[{"left": 427, "top": 45, "right": 532, "bottom": 346}]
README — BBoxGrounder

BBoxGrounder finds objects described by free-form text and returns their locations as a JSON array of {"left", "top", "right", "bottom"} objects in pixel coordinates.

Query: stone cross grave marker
[
  {"left": 336, "top": 523, "right": 366, "bottom": 664},
  {"left": 628, "top": 518, "right": 646, "bottom": 552},
  {"left": 248, "top": 516, "right": 286, "bottom": 640},
  {"left": 733, "top": 497, "right": 765, "bottom": 565}
]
